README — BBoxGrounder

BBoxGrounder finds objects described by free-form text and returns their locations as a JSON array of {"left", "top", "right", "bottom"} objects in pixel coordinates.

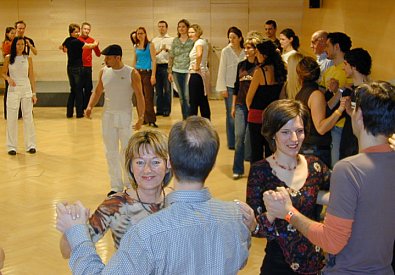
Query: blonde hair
[
  {"left": 190, "top": 24, "right": 203, "bottom": 37},
  {"left": 125, "top": 130, "right": 172, "bottom": 189},
  {"left": 244, "top": 31, "right": 265, "bottom": 48},
  {"left": 285, "top": 52, "right": 304, "bottom": 99}
]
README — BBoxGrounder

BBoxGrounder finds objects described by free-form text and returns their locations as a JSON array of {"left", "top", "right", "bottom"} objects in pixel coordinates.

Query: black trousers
[
  {"left": 188, "top": 73, "right": 210, "bottom": 120},
  {"left": 249, "top": 122, "right": 272, "bottom": 163},
  {"left": 260, "top": 241, "right": 302, "bottom": 275},
  {"left": 81, "top": 66, "right": 93, "bottom": 110},
  {"left": 66, "top": 66, "right": 83, "bottom": 117}
]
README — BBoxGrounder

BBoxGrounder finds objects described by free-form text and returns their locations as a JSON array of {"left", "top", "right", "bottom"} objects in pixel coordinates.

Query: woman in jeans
[
  {"left": 133, "top": 27, "right": 157, "bottom": 127},
  {"left": 216, "top": 26, "right": 245, "bottom": 149},
  {"left": 168, "top": 19, "right": 194, "bottom": 120},
  {"left": 231, "top": 31, "right": 263, "bottom": 179}
]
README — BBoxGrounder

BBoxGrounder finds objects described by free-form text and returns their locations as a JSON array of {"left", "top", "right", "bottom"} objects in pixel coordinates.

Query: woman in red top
[
  {"left": 2, "top": 27, "right": 15, "bottom": 57},
  {"left": 2, "top": 27, "right": 16, "bottom": 119}
]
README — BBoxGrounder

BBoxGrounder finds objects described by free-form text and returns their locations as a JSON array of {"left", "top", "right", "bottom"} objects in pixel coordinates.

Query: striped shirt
[{"left": 66, "top": 188, "right": 251, "bottom": 274}]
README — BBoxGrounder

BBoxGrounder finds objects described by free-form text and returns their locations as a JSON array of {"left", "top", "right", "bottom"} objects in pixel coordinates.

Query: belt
[
  {"left": 157, "top": 63, "right": 168, "bottom": 66},
  {"left": 136, "top": 69, "right": 152, "bottom": 72}
]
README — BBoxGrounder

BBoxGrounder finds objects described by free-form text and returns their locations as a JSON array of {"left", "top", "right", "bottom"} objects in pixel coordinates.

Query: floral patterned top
[
  {"left": 246, "top": 155, "right": 330, "bottom": 274},
  {"left": 88, "top": 191, "right": 163, "bottom": 249}
]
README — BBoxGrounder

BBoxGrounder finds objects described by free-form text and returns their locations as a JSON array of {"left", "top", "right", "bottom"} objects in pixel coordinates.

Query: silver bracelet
[{"left": 252, "top": 223, "right": 260, "bottom": 234}]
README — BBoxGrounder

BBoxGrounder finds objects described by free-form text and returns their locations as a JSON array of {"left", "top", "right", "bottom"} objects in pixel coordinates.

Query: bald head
[{"left": 311, "top": 30, "right": 328, "bottom": 55}]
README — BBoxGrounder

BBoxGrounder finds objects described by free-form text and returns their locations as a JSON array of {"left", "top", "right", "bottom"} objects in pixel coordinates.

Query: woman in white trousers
[{"left": 1, "top": 36, "right": 37, "bottom": 155}]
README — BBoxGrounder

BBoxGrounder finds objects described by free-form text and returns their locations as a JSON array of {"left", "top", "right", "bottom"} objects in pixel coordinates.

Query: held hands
[
  {"left": 327, "top": 78, "right": 339, "bottom": 93},
  {"left": 56, "top": 201, "right": 90, "bottom": 233},
  {"left": 263, "top": 187, "right": 293, "bottom": 220},
  {"left": 338, "top": 96, "right": 347, "bottom": 113}
]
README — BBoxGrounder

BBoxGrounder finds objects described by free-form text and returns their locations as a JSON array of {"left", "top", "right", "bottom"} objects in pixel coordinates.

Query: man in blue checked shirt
[{"left": 56, "top": 116, "right": 255, "bottom": 275}]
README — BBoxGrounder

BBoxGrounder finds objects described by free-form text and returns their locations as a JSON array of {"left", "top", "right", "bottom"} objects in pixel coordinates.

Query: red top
[
  {"left": 77, "top": 36, "right": 100, "bottom": 67},
  {"left": 2, "top": 41, "right": 12, "bottom": 57}
]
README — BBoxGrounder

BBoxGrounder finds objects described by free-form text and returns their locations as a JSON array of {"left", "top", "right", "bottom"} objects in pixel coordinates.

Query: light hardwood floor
[{"left": 0, "top": 96, "right": 265, "bottom": 274}]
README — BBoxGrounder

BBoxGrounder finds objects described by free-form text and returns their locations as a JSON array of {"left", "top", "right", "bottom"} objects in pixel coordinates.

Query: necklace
[
  {"left": 136, "top": 187, "right": 166, "bottom": 214},
  {"left": 272, "top": 154, "right": 300, "bottom": 171}
]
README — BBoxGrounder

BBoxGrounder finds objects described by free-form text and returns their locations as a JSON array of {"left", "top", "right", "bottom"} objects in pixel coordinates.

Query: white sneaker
[{"left": 233, "top": 173, "right": 243, "bottom": 180}]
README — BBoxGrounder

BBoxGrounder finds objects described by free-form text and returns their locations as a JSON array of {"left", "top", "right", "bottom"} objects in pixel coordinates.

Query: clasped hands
[
  {"left": 56, "top": 201, "right": 90, "bottom": 233},
  {"left": 263, "top": 187, "right": 294, "bottom": 221}
]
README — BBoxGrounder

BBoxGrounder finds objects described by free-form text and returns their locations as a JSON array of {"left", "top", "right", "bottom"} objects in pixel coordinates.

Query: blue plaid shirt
[{"left": 65, "top": 188, "right": 251, "bottom": 274}]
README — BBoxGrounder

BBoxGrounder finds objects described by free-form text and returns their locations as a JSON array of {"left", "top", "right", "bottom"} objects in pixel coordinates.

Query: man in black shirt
[{"left": 15, "top": 20, "right": 37, "bottom": 55}]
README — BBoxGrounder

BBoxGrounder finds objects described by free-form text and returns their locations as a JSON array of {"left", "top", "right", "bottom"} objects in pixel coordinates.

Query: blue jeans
[
  {"left": 224, "top": 87, "right": 235, "bottom": 149},
  {"left": 331, "top": 126, "right": 343, "bottom": 168},
  {"left": 172, "top": 71, "right": 189, "bottom": 119},
  {"left": 233, "top": 104, "right": 250, "bottom": 174},
  {"left": 155, "top": 64, "right": 171, "bottom": 114}
]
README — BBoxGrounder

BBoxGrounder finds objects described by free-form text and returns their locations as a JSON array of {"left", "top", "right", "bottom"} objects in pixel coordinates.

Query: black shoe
[
  {"left": 66, "top": 115, "right": 73, "bottom": 118},
  {"left": 107, "top": 190, "right": 117, "bottom": 197},
  {"left": 156, "top": 112, "right": 163, "bottom": 116},
  {"left": 8, "top": 150, "right": 16, "bottom": 155},
  {"left": 163, "top": 111, "right": 170, "bottom": 117},
  {"left": 28, "top": 148, "right": 36, "bottom": 154},
  {"left": 76, "top": 114, "right": 84, "bottom": 118},
  {"left": 143, "top": 121, "right": 148, "bottom": 125},
  {"left": 149, "top": 122, "right": 158, "bottom": 128}
]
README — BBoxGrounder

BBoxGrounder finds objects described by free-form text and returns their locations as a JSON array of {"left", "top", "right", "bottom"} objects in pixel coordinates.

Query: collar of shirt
[
  {"left": 361, "top": 143, "right": 392, "bottom": 153},
  {"left": 317, "top": 52, "right": 328, "bottom": 61},
  {"left": 166, "top": 188, "right": 212, "bottom": 206}
]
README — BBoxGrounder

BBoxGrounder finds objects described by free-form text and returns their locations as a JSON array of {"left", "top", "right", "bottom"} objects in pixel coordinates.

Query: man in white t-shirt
[{"left": 85, "top": 44, "right": 145, "bottom": 195}]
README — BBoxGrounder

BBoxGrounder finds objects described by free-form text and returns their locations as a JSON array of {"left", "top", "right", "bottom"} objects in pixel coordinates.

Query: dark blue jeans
[
  {"left": 172, "top": 71, "right": 189, "bottom": 119},
  {"left": 224, "top": 87, "right": 235, "bottom": 149},
  {"left": 233, "top": 104, "right": 250, "bottom": 174},
  {"left": 155, "top": 64, "right": 171, "bottom": 115},
  {"left": 81, "top": 66, "right": 93, "bottom": 110},
  {"left": 67, "top": 66, "right": 83, "bottom": 117}
]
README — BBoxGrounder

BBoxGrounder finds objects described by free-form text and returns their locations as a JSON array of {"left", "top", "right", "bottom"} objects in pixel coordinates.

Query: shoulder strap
[{"left": 261, "top": 66, "right": 268, "bottom": 85}]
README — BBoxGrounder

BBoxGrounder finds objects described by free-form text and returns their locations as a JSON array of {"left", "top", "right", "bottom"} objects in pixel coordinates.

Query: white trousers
[
  {"left": 6, "top": 91, "right": 36, "bottom": 151},
  {"left": 102, "top": 111, "right": 132, "bottom": 192}
]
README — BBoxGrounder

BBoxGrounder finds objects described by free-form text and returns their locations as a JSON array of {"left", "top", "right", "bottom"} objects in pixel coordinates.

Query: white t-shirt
[{"left": 189, "top": 38, "right": 208, "bottom": 72}]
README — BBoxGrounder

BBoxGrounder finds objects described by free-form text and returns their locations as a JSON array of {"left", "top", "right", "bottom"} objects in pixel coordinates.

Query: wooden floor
[{"left": 0, "top": 96, "right": 266, "bottom": 274}]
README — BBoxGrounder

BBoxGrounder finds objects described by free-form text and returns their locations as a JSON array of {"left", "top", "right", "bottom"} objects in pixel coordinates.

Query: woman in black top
[
  {"left": 295, "top": 56, "right": 346, "bottom": 167},
  {"left": 246, "top": 39, "right": 286, "bottom": 163}
]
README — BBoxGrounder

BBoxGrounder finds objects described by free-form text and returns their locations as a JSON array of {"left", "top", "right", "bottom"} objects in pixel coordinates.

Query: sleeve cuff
[{"left": 65, "top": 224, "right": 92, "bottom": 250}]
